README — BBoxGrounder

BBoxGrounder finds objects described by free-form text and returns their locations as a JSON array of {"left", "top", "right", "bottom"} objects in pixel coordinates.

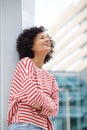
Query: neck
[{"left": 32, "top": 55, "right": 45, "bottom": 69}]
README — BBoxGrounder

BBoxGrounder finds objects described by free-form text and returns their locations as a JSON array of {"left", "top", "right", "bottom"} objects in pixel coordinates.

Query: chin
[
  {"left": 45, "top": 47, "right": 51, "bottom": 51},
  {"left": 45, "top": 49, "right": 51, "bottom": 54}
]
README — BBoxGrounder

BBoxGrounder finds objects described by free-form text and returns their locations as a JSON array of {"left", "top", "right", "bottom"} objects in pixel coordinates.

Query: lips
[{"left": 44, "top": 42, "right": 51, "bottom": 47}]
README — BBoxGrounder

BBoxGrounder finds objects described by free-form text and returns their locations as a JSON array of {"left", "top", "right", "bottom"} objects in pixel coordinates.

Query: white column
[
  {"left": 22, "top": 0, "right": 35, "bottom": 29},
  {"left": 0, "top": 0, "right": 35, "bottom": 129},
  {"left": 65, "top": 89, "right": 71, "bottom": 130},
  {"left": 0, "top": 0, "right": 22, "bottom": 130}
]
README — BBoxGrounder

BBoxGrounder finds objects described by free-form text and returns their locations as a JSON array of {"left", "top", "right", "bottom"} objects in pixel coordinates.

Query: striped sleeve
[
  {"left": 13, "top": 58, "right": 59, "bottom": 114},
  {"left": 39, "top": 77, "right": 59, "bottom": 117}
]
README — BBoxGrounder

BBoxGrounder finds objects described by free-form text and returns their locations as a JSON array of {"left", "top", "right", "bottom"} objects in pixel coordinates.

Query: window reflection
[{"left": 50, "top": 72, "right": 87, "bottom": 130}]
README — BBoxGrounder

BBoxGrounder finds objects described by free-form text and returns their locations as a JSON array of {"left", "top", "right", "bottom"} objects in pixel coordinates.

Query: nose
[
  {"left": 45, "top": 37, "right": 50, "bottom": 42},
  {"left": 45, "top": 37, "right": 51, "bottom": 47}
]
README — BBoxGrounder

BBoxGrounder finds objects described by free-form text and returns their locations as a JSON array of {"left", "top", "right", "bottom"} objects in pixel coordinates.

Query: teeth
[
  {"left": 46, "top": 44, "right": 49, "bottom": 46},
  {"left": 44, "top": 43, "right": 50, "bottom": 47}
]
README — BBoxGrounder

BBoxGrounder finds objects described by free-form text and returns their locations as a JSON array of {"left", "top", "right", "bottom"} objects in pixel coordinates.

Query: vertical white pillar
[
  {"left": 22, "top": 0, "right": 35, "bottom": 29},
  {"left": 65, "top": 89, "right": 71, "bottom": 130},
  {"left": 0, "top": 0, "right": 22, "bottom": 130}
]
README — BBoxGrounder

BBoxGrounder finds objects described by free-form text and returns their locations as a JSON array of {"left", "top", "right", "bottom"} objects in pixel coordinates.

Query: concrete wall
[
  {"left": 0, "top": 0, "right": 35, "bottom": 130},
  {"left": 0, "top": 0, "right": 22, "bottom": 129}
]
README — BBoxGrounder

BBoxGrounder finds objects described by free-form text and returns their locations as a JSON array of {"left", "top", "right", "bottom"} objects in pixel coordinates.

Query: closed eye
[{"left": 40, "top": 37, "right": 44, "bottom": 39}]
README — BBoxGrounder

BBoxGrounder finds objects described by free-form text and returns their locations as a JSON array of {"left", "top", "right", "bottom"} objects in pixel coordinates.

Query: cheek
[
  {"left": 37, "top": 45, "right": 44, "bottom": 51},
  {"left": 33, "top": 39, "right": 44, "bottom": 52},
  {"left": 33, "top": 44, "right": 42, "bottom": 52},
  {"left": 32, "top": 42, "right": 38, "bottom": 50}
]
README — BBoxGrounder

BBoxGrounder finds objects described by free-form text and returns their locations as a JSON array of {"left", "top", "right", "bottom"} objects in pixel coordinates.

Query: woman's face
[{"left": 32, "top": 32, "right": 51, "bottom": 55}]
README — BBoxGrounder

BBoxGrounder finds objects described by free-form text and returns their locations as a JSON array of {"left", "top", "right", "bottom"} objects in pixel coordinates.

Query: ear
[{"left": 32, "top": 47, "right": 34, "bottom": 51}]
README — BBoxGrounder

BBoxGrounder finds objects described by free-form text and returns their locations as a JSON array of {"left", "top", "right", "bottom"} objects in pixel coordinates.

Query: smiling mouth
[{"left": 44, "top": 43, "right": 51, "bottom": 47}]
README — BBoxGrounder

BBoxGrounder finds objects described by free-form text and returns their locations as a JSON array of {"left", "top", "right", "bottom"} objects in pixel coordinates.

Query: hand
[{"left": 33, "top": 105, "right": 43, "bottom": 112}]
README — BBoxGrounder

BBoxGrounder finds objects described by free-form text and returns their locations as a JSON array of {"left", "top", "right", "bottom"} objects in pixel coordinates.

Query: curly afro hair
[{"left": 16, "top": 26, "right": 55, "bottom": 64}]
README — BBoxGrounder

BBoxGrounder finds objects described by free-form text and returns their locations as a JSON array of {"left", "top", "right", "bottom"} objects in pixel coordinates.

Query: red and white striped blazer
[{"left": 7, "top": 57, "right": 59, "bottom": 130}]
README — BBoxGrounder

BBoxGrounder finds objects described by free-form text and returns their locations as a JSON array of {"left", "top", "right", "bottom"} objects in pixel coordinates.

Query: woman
[{"left": 7, "top": 26, "right": 60, "bottom": 130}]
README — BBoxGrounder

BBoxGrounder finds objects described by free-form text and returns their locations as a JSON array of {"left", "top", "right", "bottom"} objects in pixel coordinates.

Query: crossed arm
[{"left": 13, "top": 76, "right": 59, "bottom": 117}]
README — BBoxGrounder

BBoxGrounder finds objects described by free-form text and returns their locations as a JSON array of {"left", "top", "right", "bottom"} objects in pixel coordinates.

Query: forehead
[{"left": 36, "top": 32, "right": 49, "bottom": 38}]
